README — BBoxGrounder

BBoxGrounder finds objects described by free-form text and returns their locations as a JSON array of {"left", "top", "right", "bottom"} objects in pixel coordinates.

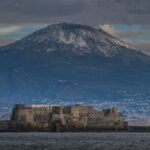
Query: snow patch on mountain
[
  {"left": 16, "top": 23, "right": 134, "bottom": 57},
  {"left": 46, "top": 48, "right": 54, "bottom": 52}
]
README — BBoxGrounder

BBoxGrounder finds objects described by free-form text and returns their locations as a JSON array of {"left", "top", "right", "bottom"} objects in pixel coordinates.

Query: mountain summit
[
  {"left": 18, "top": 23, "right": 131, "bottom": 56},
  {"left": 1, "top": 23, "right": 135, "bottom": 56},
  {"left": 0, "top": 23, "right": 150, "bottom": 121}
]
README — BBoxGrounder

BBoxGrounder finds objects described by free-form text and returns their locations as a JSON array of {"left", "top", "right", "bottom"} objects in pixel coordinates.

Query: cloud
[
  {"left": 100, "top": 24, "right": 150, "bottom": 39},
  {"left": 0, "top": 0, "right": 86, "bottom": 24},
  {"left": 0, "top": 26, "right": 22, "bottom": 35},
  {"left": 0, "top": 39, "right": 15, "bottom": 46},
  {"left": 0, "top": 0, "right": 150, "bottom": 24},
  {"left": 100, "top": 24, "right": 150, "bottom": 55},
  {"left": 94, "top": 0, "right": 150, "bottom": 24},
  {"left": 99, "top": 24, "right": 117, "bottom": 36},
  {"left": 126, "top": 40, "right": 150, "bottom": 56}
]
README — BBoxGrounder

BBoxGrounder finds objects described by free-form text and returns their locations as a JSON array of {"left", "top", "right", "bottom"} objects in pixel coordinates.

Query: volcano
[{"left": 0, "top": 23, "right": 150, "bottom": 122}]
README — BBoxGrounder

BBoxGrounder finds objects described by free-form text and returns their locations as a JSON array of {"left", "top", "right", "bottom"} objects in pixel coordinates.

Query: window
[
  {"left": 63, "top": 107, "right": 71, "bottom": 114},
  {"left": 52, "top": 106, "right": 61, "bottom": 114}
]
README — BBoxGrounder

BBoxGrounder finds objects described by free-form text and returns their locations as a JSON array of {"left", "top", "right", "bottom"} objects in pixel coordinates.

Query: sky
[{"left": 0, "top": 0, "right": 150, "bottom": 55}]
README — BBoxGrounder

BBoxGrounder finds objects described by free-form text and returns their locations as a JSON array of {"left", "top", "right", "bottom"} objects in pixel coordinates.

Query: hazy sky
[{"left": 0, "top": 0, "right": 150, "bottom": 55}]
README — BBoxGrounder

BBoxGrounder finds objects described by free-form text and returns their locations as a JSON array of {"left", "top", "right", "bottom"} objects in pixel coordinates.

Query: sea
[{"left": 0, "top": 132, "right": 150, "bottom": 150}]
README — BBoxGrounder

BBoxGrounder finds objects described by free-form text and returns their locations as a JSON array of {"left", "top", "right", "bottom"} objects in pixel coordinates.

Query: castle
[{"left": 10, "top": 104, "right": 127, "bottom": 131}]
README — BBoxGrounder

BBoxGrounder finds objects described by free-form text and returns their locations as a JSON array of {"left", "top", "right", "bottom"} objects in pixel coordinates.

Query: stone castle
[{"left": 10, "top": 104, "right": 127, "bottom": 131}]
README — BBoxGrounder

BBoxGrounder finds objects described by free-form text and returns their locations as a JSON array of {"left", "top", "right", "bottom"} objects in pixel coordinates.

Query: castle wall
[
  {"left": 0, "top": 121, "right": 10, "bottom": 131},
  {"left": 11, "top": 104, "right": 53, "bottom": 128},
  {"left": 11, "top": 104, "right": 127, "bottom": 131}
]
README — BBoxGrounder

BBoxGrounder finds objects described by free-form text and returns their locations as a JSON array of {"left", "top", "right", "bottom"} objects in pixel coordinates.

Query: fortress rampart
[{"left": 4, "top": 104, "right": 128, "bottom": 131}]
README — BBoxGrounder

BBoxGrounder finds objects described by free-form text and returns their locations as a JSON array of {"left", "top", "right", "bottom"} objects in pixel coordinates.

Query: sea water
[{"left": 0, "top": 132, "right": 149, "bottom": 150}]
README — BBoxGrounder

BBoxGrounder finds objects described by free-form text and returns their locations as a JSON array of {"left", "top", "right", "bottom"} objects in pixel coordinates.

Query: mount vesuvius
[{"left": 0, "top": 23, "right": 150, "bottom": 121}]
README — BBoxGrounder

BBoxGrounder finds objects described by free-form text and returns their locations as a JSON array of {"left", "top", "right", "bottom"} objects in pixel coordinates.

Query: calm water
[{"left": 0, "top": 132, "right": 150, "bottom": 150}]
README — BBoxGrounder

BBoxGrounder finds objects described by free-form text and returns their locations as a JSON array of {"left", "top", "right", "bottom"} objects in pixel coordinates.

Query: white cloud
[
  {"left": 99, "top": 24, "right": 116, "bottom": 35},
  {"left": 0, "top": 26, "right": 22, "bottom": 35}
]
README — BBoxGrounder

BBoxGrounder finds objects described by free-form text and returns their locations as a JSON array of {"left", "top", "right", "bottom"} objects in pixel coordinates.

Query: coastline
[{"left": 0, "top": 126, "right": 150, "bottom": 132}]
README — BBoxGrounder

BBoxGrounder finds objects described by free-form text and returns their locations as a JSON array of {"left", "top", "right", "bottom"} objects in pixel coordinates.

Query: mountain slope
[{"left": 0, "top": 23, "right": 150, "bottom": 122}]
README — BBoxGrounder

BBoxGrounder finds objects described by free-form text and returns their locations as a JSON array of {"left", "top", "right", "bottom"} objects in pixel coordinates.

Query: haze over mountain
[{"left": 0, "top": 23, "right": 150, "bottom": 124}]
